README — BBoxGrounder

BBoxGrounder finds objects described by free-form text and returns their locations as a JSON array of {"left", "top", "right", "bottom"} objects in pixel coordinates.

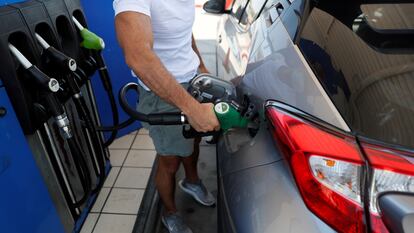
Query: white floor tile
[
  {"left": 132, "top": 135, "right": 155, "bottom": 150},
  {"left": 91, "top": 188, "right": 111, "bottom": 213},
  {"left": 80, "top": 213, "right": 99, "bottom": 233},
  {"left": 108, "top": 134, "right": 135, "bottom": 149},
  {"left": 138, "top": 128, "right": 149, "bottom": 135},
  {"left": 129, "top": 130, "right": 138, "bottom": 135},
  {"left": 93, "top": 214, "right": 136, "bottom": 233},
  {"left": 103, "top": 167, "right": 120, "bottom": 188},
  {"left": 124, "top": 150, "right": 156, "bottom": 168},
  {"left": 109, "top": 149, "right": 128, "bottom": 166},
  {"left": 114, "top": 167, "right": 152, "bottom": 189},
  {"left": 102, "top": 188, "right": 144, "bottom": 214}
]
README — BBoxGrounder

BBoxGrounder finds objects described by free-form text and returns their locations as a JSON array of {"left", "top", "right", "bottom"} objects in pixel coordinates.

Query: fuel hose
[
  {"left": 67, "top": 137, "right": 92, "bottom": 207},
  {"left": 73, "top": 16, "right": 120, "bottom": 147}
]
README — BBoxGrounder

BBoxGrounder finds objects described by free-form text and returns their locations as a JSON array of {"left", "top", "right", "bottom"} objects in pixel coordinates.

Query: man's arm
[
  {"left": 191, "top": 34, "right": 209, "bottom": 74},
  {"left": 115, "top": 11, "right": 219, "bottom": 132}
]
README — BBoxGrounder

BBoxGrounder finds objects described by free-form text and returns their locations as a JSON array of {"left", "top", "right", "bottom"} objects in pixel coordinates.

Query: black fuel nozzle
[
  {"left": 44, "top": 47, "right": 77, "bottom": 73},
  {"left": 9, "top": 43, "right": 60, "bottom": 93},
  {"left": 79, "top": 55, "right": 98, "bottom": 77},
  {"left": 9, "top": 43, "right": 72, "bottom": 139},
  {"left": 35, "top": 33, "right": 77, "bottom": 74},
  {"left": 35, "top": 33, "right": 82, "bottom": 96},
  {"left": 27, "top": 66, "right": 61, "bottom": 93}
]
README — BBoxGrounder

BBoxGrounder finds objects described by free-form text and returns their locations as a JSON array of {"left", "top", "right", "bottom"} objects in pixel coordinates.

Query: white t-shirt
[{"left": 113, "top": 0, "right": 200, "bottom": 90}]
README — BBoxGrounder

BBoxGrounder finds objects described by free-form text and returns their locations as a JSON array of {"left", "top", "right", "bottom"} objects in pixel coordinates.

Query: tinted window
[{"left": 299, "top": 1, "right": 414, "bottom": 149}]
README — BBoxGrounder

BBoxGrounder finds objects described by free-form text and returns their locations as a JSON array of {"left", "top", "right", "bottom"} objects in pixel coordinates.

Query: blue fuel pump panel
[{"left": 0, "top": 87, "right": 65, "bottom": 233}]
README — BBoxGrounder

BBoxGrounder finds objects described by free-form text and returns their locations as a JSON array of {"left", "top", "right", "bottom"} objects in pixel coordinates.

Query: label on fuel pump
[
  {"left": 214, "top": 102, "right": 230, "bottom": 114},
  {"left": 49, "top": 79, "right": 60, "bottom": 93}
]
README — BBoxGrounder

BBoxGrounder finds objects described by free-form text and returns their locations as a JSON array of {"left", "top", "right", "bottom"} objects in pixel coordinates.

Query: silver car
[{"left": 213, "top": 0, "right": 414, "bottom": 232}]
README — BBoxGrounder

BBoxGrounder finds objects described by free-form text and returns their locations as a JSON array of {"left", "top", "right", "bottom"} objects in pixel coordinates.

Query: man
[{"left": 113, "top": 0, "right": 220, "bottom": 232}]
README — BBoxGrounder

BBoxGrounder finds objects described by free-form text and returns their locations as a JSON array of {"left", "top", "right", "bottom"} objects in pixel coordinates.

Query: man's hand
[{"left": 185, "top": 103, "right": 220, "bottom": 132}]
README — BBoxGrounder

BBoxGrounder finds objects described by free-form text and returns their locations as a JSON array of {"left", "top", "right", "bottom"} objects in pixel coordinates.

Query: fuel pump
[
  {"left": 34, "top": 33, "right": 107, "bottom": 191},
  {"left": 8, "top": 43, "right": 92, "bottom": 208}
]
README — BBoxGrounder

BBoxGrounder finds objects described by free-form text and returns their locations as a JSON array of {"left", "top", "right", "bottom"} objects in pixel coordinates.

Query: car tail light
[
  {"left": 266, "top": 105, "right": 366, "bottom": 233},
  {"left": 361, "top": 143, "right": 414, "bottom": 233}
]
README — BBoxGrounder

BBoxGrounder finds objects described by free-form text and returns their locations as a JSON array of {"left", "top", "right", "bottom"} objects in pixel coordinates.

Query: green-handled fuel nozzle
[
  {"left": 72, "top": 16, "right": 105, "bottom": 51},
  {"left": 214, "top": 102, "right": 249, "bottom": 132}
]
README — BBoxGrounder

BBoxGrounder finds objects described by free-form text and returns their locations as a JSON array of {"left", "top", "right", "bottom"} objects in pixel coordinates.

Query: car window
[{"left": 298, "top": 1, "right": 414, "bottom": 149}]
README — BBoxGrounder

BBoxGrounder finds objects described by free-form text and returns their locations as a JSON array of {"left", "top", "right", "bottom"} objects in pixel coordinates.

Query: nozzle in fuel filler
[{"left": 214, "top": 102, "right": 249, "bottom": 132}]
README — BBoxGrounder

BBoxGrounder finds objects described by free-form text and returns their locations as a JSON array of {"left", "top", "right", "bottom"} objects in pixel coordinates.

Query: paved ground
[
  {"left": 80, "top": 3, "right": 221, "bottom": 233},
  {"left": 154, "top": 144, "right": 218, "bottom": 233}
]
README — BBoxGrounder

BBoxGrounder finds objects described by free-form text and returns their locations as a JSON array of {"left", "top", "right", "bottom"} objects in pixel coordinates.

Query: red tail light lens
[
  {"left": 361, "top": 143, "right": 414, "bottom": 233},
  {"left": 266, "top": 105, "right": 366, "bottom": 233}
]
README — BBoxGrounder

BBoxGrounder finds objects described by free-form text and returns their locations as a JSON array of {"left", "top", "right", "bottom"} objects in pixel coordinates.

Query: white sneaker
[
  {"left": 161, "top": 213, "right": 193, "bottom": 233},
  {"left": 178, "top": 179, "right": 216, "bottom": 206}
]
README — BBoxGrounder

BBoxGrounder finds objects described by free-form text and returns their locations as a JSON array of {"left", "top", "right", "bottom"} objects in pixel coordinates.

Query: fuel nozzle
[
  {"left": 8, "top": 43, "right": 72, "bottom": 139},
  {"left": 9, "top": 43, "right": 60, "bottom": 93},
  {"left": 214, "top": 102, "right": 249, "bottom": 132},
  {"left": 35, "top": 33, "right": 77, "bottom": 73},
  {"left": 35, "top": 33, "right": 83, "bottom": 95},
  {"left": 72, "top": 16, "right": 105, "bottom": 51}
]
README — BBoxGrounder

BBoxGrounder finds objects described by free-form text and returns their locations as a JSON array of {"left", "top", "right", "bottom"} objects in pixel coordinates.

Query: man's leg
[
  {"left": 179, "top": 138, "right": 216, "bottom": 206},
  {"left": 182, "top": 137, "right": 201, "bottom": 183},
  {"left": 156, "top": 155, "right": 181, "bottom": 214}
]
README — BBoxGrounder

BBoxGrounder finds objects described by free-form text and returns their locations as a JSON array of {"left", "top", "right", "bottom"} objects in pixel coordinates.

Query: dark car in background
[{"left": 213, "top": 0, "right": 414, "bottom": 232}]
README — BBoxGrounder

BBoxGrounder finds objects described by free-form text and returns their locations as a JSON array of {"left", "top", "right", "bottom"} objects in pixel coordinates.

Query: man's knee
[{"left": 158, "top": 156, "right": 181, "bottom": 175}]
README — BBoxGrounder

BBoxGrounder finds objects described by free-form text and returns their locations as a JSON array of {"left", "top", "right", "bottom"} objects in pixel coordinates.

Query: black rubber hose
[
  {"left": 54, "top": 69, "right": 107, "bottom": 192},
  {"left": 96, "top": 117, "right": 136, "bottom": 131},
  {"left": 72, "top": 96, "right": 107, "bottom": 192},
  {"left": 119, "top": 82, "right": 185, "bottom": 125},
  {"left": 102, "top": 89, "right": 119, "bottom": 147},
  {"left": 93, "top": 51, "right": 120, "bottom": 147},
  {"left": 67, "top": 137, "right": 92, "bottom": 207}
]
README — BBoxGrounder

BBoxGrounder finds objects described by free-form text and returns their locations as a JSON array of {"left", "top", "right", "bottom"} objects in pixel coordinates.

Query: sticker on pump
[
  {"left": 215, "top": 102, "right": 229, "bottom": 114},
  {"left": 49, "top": 79, "right": 60, "bottom": 92}
]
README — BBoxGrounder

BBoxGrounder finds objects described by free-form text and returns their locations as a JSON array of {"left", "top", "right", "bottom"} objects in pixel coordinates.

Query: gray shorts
[{"left": 137, "top": 83, "right": 195, "bottom": 157}]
